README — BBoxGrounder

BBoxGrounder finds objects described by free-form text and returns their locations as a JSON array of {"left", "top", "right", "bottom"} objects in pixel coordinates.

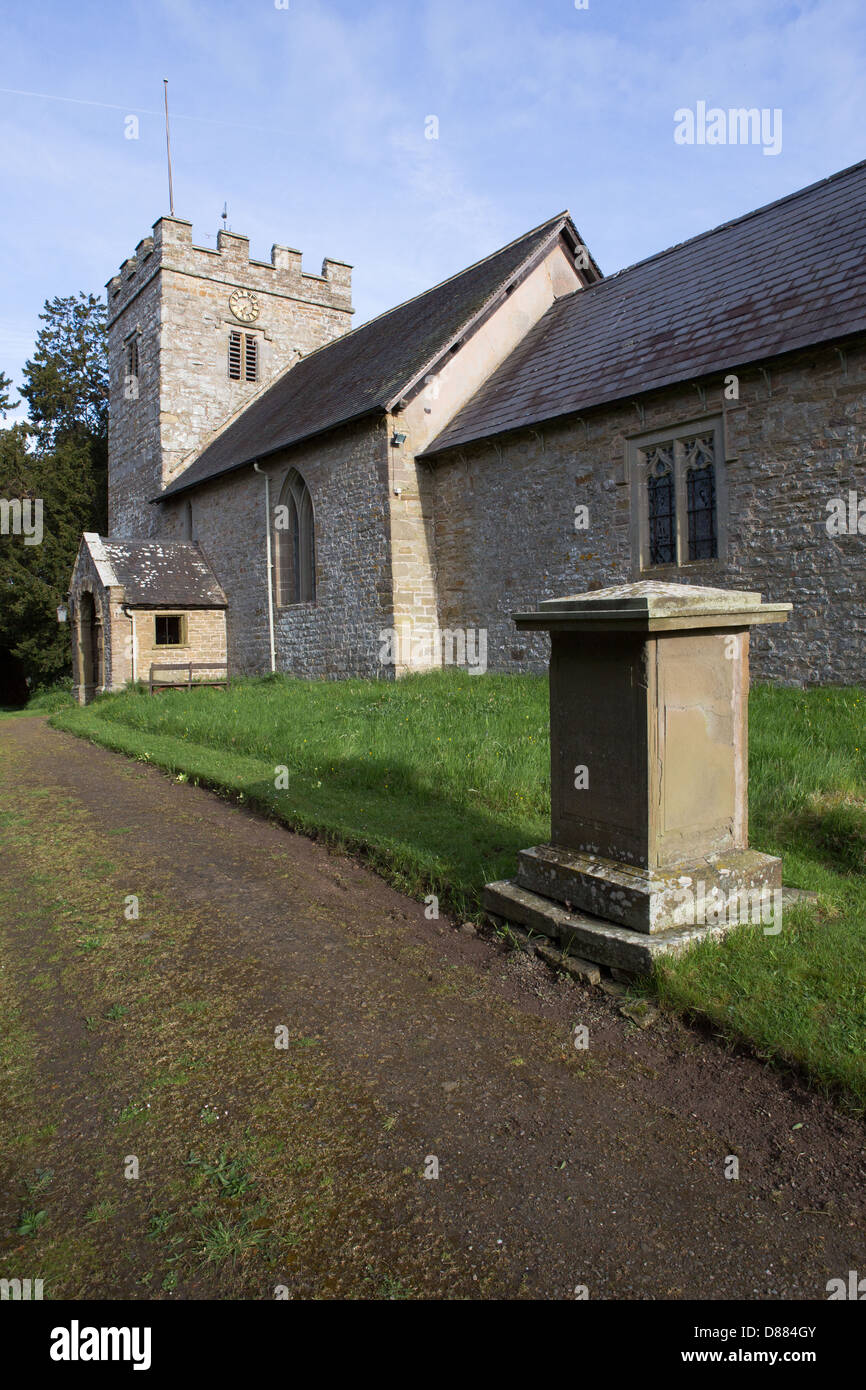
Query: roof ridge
[
  {"left": 103, "top": 536, "right": 203, "bottom": 546},
  {"left": 264, "top": 209, "right": 572, "bottom": 383},
  {"left": 161, "top": 210, "right": 576, "bottom": 496},
  {"left": 568, "top": 157, "right": 866, "bottom": 296},
  {"left": 353, "top": 209, "right": 571, "bottom": 337},
  {"left": 386, "top": 213, "right": 577, "bottom": 408}
]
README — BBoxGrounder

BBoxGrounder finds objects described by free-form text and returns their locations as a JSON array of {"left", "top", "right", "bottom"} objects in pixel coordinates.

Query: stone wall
[
  {"left": 106, "top": 216, "right": 353, "bottom": 538},
  {"left": 429, "top": 337, "right": 866, "bottom": 685},
  {"left": 106, "top": 258, "right": 162, "bottom": 540},
  {"left": 155, "top": 415, "right": 394, "bottom": 678},
  {"left": 134, "top": 609, "right": 227, "bottom": 685},
  {"left": 68, "top": 538, "right": 229, "bottom": 701},
  {"left": 386, "top": 238, "right": 583, "bottom": 673},
  {"left": 69, "top": 541, "right": 131, "bottom": 701}
]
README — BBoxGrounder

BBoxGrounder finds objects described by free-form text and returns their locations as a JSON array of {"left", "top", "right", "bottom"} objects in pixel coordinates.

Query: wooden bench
[{"left": 148, "top": 662, "right": 230, "bottom": 694}]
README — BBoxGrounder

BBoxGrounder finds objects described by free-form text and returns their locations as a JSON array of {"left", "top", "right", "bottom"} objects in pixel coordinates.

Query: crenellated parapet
[
  {"left": 107, "top": 216, "right": 353, "bottom": 324},
  {"left": 106, "top": 212, "right": 354, "bottom": 537}
]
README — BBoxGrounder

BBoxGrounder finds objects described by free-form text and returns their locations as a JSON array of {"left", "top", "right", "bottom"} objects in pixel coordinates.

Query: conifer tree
[{"left": 0, "top": 292, "right": 108, "bottom": 694}]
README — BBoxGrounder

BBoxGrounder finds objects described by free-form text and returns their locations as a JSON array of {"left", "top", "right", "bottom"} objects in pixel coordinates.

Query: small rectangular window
[
  {"left": 124, "top": 337, "right": 140, "bottom": 402},
  {"left": 155, "top": 614, "right": 184, "bottom": 646}
]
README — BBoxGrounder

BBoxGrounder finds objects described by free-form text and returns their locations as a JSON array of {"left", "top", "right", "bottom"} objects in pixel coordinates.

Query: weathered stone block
[
  {"left": 516, "top": 842, "right": 781, "bottom": 934},
  {"left": 485, "top": 580, "right": 791, "bottom": 965}
]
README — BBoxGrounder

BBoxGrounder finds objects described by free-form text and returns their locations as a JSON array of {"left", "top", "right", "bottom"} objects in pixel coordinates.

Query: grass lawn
[{"left": 50, "top": 673, "right": 866, "bottom": 1106}]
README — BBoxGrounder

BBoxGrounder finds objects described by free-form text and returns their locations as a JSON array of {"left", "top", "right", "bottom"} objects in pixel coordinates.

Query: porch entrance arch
[{"left": 76, "top": 590, "right": 103, "bottom": 699}]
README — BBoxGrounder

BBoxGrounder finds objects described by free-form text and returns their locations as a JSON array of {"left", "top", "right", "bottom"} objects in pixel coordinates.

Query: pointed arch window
[
  {"left": 629, "top": 418, "right": 727, "bottom": 570},
  {"left": 274, "top": 469, "right": 316, "bottom": 605}
]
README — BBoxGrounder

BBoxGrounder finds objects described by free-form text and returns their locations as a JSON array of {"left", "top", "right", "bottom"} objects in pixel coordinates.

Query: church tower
[{"left": 105, "top": 216, "right": 353, "bottom": 536}]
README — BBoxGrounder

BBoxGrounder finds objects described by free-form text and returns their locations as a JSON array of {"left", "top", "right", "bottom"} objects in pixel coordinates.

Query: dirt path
[{"left": 1, "top": 715, "right": 864, "bottom": 1300}]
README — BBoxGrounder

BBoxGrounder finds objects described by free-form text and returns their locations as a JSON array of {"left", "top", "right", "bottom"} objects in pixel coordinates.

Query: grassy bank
[
  {"left": 51, "top": 673, "right": 866, "bottom": 1105},
  {"left": 52, "top": 672, "right": 551, "bottom": 920},
  {"left": 0, "top": 680, "right": 73, "bottom": 719},
  {"left": 652, "top": 685, "right": 866, "bottom": 1104}
]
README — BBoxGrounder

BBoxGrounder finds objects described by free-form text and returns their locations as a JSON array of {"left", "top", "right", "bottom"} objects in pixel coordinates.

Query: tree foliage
[
  {"left": 0, "top": 370, "right": 17, "bottom": 418},
  {"left": 0, "top": 292, "right": 108, "bottom": 694},
  {"left": 20, "top": 294, "right": 108, "bottom": 447}
]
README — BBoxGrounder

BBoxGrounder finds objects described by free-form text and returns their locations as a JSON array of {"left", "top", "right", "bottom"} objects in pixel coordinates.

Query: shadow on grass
[
  {"left": 775, "top": 797, "right": 866, "bottom": 876},
  {"left": 213, "top": 755, "right": 541, "bottom": 920},
  {"left": 49, "top": 703, "right": 543, "bottom": 920}
]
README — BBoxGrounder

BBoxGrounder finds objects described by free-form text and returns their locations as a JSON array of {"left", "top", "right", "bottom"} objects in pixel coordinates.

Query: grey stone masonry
[
  {"left": 430, "top": 339, "right": 866, "bottom": 685},
  {"left": 155, "top": 415, "right": 393, "bottom": 679},
  {"left": 106, "top": 216, "right": 353, "bottom": 538}
]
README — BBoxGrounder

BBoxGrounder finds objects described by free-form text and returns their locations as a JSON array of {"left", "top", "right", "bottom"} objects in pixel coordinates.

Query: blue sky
[{"left": 2, "top": 0, "right": 864, "bottom": 410}]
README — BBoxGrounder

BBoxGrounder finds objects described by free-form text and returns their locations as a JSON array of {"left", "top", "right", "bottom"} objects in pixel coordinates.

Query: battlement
[
  {"left": 106, "top": 211, "right": 355, "bottom": 538},
  {"left": 106, "top": 215, "right": 353, "bottom": 322}
]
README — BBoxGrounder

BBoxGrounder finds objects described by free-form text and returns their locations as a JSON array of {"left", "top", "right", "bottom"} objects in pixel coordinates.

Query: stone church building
[{"left": 70, "top": 159, "right": 866, "bottom": 700}]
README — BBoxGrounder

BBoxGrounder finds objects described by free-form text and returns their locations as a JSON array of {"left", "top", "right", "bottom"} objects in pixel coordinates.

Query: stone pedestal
[{"left": 484, "top": 582, "right": 792, "bottom": 973}]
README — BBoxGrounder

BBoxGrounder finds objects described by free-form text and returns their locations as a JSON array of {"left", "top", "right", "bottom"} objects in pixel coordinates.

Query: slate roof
[
  {"left": 91, "top": 536, "right": 227, "bottom": 607},
  {"left": 422, "top": 159, "right": 866, "bottom": 458},
  {"left": 159, "top": 211, "right": 587, "bottom": 500}
]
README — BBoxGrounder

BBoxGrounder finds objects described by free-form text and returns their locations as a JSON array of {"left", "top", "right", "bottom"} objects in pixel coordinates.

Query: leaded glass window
[
  {"left": 645, "top": 443, "right": 676, "bottom": 566},
  {"left": 683, "top": 433, "right": 717, "bottom": 560},
  {"left": 635, "top": 424, "right": 723, "bottom": 569}
]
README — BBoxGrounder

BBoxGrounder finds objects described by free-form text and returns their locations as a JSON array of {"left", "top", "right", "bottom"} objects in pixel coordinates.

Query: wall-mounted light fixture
[{"left": 391, "top": 431, "right": 407, "bottom": 447}]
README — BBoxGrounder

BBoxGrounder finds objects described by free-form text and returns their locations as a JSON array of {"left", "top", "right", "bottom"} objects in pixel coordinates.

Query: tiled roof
[
  {"left": 422, "top": 159, "right": 866, "bottom": 457},
  {"left": 94, "top": 537, "right": 227, "bottom": 607},
  {"left": 159, "top": 212, "right": 583, "bottom": 500}
]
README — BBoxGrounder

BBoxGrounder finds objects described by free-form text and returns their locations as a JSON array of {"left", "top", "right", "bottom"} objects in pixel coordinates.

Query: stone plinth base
[
  {"left": 515, "top": 842, "right": 782, "bottom": 935},
  {"left": 484, "top": 879, "right": 791, "bottom": 976},
  {"left": 484, "top": 880, "right": 733, "bottom": 973}
]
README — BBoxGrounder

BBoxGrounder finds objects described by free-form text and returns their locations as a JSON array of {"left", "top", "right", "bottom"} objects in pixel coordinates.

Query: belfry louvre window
[
  {"left": 228, "top": 331, "right": 258, "bottom": 382},
  {"left": 630, "top": 419, "right": 726, "bottom": 570},
  {"left": 124, "top": 337, "right": 140, "bottom": 402},
  {"left": 274, "top": 469, "right": 315, "bottom": 605}
]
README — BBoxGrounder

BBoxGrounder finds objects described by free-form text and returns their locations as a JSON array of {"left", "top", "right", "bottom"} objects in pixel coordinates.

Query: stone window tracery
[{"left": 630, "top": 419, "right": 725, "bottom": 570}]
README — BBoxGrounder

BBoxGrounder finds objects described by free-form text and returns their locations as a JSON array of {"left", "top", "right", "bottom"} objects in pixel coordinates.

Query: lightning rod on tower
[{"left": 163, "top": 79, "right": 175, "bottom": 217}]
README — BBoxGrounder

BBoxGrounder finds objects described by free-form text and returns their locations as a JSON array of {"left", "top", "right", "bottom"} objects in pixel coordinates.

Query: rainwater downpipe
[
  {"left": 122, "top": 605, "right": 137, "bottom": 684},
  {"left": 252, "top": 461, "right": 276, "bottom": 674}
]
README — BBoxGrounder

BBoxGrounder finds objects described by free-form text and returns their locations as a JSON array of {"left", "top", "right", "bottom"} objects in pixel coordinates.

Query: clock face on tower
[{"left": 229, "top": 289, "right": 260, "bottom": 324}]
